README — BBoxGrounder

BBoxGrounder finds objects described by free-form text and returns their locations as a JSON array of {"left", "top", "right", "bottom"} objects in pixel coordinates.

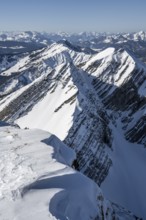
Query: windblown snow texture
[{"left": 0, "top": 124, "right": 139, "bottom": 220}]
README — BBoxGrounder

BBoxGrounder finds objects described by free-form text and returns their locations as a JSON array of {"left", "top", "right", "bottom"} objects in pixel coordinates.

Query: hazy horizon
[{"left": 0, "top": 30, "right": 146, "bottom": 35}]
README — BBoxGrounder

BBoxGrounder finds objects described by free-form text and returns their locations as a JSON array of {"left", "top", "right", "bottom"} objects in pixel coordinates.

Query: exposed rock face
[{"left": 87, "top": 48, "right": 146, "bottom": 147}]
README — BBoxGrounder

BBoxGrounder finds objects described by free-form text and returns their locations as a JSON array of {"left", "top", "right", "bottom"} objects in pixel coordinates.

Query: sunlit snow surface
[
  {"left": 15, "top": 83, "right": 77, "bottom": 141},
  {"left": 0, "top": 125, "right": 102, "bottom": 220}
]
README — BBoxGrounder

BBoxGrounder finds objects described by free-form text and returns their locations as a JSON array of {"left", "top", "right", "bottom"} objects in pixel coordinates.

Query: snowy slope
[
  {"left": 0, "top": 124, "right": 138, "bottom": 220},
  {"left": 101, "top": 123, "right": 146, "bottom": 219}
]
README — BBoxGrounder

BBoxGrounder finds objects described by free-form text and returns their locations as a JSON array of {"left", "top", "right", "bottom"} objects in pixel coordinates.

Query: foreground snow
[
  {"left": 0, "top": 125, "right": 98, "bottom": 220},
  {"left": 0, "top": 124, "right": 139, "bottom": 220}
]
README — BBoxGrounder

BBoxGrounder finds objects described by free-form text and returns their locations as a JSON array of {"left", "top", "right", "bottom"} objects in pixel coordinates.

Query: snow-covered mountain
[{"left": 0, "top": 34, "right": 146, "bottom": 219}]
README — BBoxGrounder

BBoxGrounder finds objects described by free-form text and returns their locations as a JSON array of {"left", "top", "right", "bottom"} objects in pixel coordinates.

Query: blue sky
[{"left": 0, "top": 0, "right": 146, "bottom": 33}]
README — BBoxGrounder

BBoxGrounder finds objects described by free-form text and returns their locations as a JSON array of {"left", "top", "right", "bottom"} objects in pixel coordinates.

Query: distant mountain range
[{"left": 0, "top": 30, "right": 146, "bottom": 43}]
